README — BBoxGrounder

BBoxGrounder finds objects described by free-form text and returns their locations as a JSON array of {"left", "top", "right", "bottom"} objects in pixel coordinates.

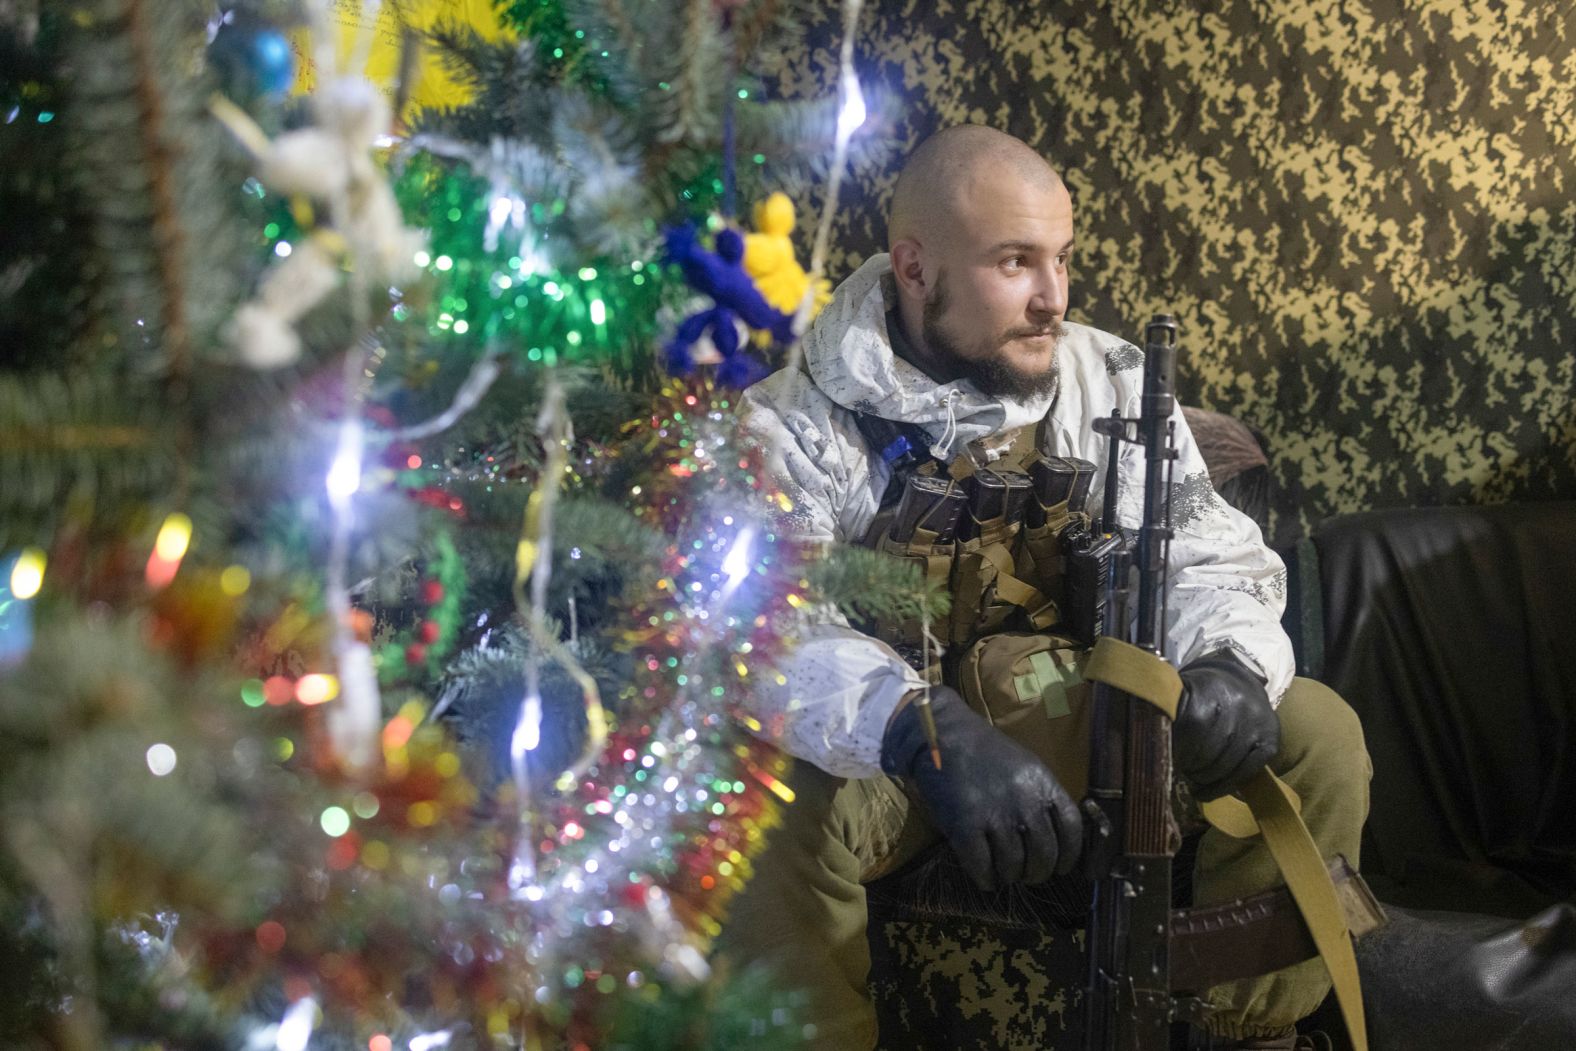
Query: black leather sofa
[{"left": 1285, "top": 501, "right": 1576, "bottom": 1051}]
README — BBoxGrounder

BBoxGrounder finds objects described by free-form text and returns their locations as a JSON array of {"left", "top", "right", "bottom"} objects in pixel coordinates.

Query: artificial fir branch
[
  {"left": 660, "top": 0, "right": 725, "bottom": 145},
  {"left": 805, "top": 544, "right": 952, "bottom": 625},
  {"left": 587, "top": 0, "right": 643, "bottom": 75},
  {"left": 59, "top": 0, "right": 242, "bottom": 370},
  {"left": 0, "top": 614, "right": 265, "bottom": 1050},
  {"left": 122, "top": 0, "right": 191, "bottom": 377},
  {"left": 731, "top": 0, "right": 796, "bottom": 67},
  {"left": 0, "top": 372, "right": 174, "bottom": 550}
]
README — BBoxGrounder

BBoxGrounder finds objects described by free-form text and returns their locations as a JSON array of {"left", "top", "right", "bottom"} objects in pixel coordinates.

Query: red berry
[
  {"left": 421, "top": 580, "right": 444, "bottom": 605},
  {"left": 418, "top": 620, "right": 440, "bottom": 644},
  {"left": 405, "top": 643, "right": 428, "bottom": 666}
]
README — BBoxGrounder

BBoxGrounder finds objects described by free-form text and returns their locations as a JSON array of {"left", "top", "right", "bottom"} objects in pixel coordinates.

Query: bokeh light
[
  {"left": 145, "top": 743, "right": 177, "bottom": 776},
  {"left": 320, "top": 806, "right": 351, "bottom": 837}
]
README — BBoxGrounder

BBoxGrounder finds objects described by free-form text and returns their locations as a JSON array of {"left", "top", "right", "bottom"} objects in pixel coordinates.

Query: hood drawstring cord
[{"left": 934, "top": 388, "right": 961, "bottom": 460}]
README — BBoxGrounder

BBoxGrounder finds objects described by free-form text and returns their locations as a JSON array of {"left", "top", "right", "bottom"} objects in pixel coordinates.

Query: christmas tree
[{"left": 0, "top": 0, "right": 937, "bottom": 1047}]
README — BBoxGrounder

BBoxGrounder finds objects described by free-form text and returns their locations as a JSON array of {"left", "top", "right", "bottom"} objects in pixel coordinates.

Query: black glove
[
  {"left": 880, "top": 686, "right": 1083, "bottom": 890},
  {"left": 1173, "top": 649, "right": 1280, "bottom": 801}
]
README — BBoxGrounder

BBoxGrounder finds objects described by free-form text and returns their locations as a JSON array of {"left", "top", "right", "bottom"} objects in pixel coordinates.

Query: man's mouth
[{"left": 1004, "top": 320, "right": 1063, "bottom": 344}]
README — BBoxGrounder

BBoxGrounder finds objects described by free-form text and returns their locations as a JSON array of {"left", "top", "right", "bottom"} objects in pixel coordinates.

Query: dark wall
[{"left": 761, "top": 1, "right": 1576, "bottom": 545}]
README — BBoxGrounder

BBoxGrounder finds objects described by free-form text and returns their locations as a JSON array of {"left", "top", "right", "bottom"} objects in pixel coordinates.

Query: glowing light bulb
[
  {"left": 721, "top": 527, "right": 755, "bottom": 588},
  {"left": 275, "top": 997, "right": 317, "bottom": 1051},
  {"left": 145, "top": 513, "right": 193, "bottom": 588},
  {"left": 9, "top": 548, "right": 45, "bottom": 600},
  {"left": 145, "top": 743, "right": 177, "bottom": 776},
  {"left": 153, "top": 513, "right": 193, "bottom": 561},
  {"left": 488, "top": 193, "right": 514, "bottom": 228},
  {"left": 295, "top": 673, "right": 339, "bottom": 705},
  {"left": 511, "top": 692, "right": 543, "bottom": 767},
  {"left": 484, "top": 192, "right": 526, "bottom": 253},
  {"left": 326, "top": 420, "right": 363, "bottom": 509},
  {"left": 836, "top": 70, "right": 866, "bottom": 143}
]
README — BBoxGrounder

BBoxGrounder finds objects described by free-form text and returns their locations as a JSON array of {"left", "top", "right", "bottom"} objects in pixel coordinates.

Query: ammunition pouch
[
  {"left": 855, "top": 411, "right": 1103, "bottom": 690},
  {"left": 954, "top": 631, "right": 1092, "bottom": 799}
]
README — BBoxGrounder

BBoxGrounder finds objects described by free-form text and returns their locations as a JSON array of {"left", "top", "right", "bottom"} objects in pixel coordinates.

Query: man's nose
[{"left": 1028, "top": 267, "right": 1067, "bottom": 320}]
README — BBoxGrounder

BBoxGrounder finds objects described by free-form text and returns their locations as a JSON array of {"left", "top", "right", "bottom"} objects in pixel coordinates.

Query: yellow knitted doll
[{"left": 743, "top": 192, "right": 832, "bottom": 320}]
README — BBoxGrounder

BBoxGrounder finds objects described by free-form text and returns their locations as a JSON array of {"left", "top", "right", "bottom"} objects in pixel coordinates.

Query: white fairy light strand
[
  {"left": 507, "top": 371, "right": 609, "bottom": 891},
  {"left": 388, "top": 341, "right": 503, "bottom": 441},
  {"left": 786, "top": 0, "right": 866, "bottom": 374}
]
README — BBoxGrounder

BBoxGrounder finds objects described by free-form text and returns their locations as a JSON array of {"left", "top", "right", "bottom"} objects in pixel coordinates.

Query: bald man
[{"left": 726, "top": 126, "right": 1370, "bottom": 1050}]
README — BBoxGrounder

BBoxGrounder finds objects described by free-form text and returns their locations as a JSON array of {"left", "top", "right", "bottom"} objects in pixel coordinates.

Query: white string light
[
  {"left": 325, "top": 419, "right": 364, "bottom": 509},
  {"left": 787, "top": 0, "right": 867, "bottom": 374},
  {"left": 274, "top": 997, "right": 317, "bottom": 1051},
  {"left": 836, "top": 66, "right": 867, "bottom": 143},
  {"left": 721, "top": 526, "right": 756, "bottom": 591}
]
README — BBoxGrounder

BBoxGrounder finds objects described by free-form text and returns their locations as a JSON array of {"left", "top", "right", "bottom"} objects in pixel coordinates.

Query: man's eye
[
  {"left": 1056, "top": 253, "right": 1072, "bottom": 267},
  {"left": 1002, "top": 256, "right": 1024, "bottom": 270}
]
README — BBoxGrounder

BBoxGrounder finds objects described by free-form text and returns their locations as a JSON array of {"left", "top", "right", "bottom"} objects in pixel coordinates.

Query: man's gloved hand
[
  {"left": 1173, "top": 649, "right": 1280, "bottom": 801},
  {"left": 880, "top": 685, "right": 1082, "bottom": 890}
]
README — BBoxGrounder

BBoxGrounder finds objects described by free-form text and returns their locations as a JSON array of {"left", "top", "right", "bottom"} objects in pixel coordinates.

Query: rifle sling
[
  {"left": 1084, "top": 638, "right": 1371, "bottom": 1051},
  {"left": 1083, "top": 636, "right": 1181, "bottom": 719}
]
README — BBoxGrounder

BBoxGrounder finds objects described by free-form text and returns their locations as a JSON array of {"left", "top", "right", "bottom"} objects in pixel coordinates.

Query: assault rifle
[{"left": 1076, "top": 317, "right": 1382, "bottom": 1050}]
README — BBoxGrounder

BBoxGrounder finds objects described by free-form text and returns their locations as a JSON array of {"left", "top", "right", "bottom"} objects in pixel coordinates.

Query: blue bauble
[
  {"left": 211, "top": 21, "right": 295, "bottom": 99},
  {"left": 248, "top": 29, "right": 295, "bottom": 97}
]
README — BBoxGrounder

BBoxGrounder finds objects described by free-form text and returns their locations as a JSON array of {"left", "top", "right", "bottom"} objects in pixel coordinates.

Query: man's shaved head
[
  {"left": 883, "top": 126, "right": 1076, "bottom": 401},
  {"left": 888, "top": 125, "right": 1063, "bottom": 250}
]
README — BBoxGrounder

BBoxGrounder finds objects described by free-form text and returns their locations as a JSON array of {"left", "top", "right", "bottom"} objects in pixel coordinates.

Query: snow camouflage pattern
[{"left": 740, "top": 255, "right": 1293, "bottom": 780}]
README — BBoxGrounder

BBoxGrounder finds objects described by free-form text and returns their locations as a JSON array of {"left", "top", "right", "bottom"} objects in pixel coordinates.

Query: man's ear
[{"left": 889, "top": 238, "right": 929, "bottom": 302}]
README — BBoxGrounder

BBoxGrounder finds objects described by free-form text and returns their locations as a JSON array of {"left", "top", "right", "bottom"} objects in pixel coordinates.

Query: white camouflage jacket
[{"left": 740, "top": 254, "right": 1293, "bottom": 778}]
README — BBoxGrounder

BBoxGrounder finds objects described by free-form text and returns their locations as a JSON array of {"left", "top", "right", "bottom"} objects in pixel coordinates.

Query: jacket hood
[{"left": 800, "top": 253, "right": 1058, "bottom": 461}]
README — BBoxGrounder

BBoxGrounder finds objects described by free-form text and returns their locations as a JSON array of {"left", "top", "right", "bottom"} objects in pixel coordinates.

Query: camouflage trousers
[{"left": 717, "top": 677, "right": 1372, "bottom": 1048}]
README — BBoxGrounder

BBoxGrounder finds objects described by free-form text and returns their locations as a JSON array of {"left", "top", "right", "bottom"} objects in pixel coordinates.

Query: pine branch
[
  {"left": 804, "top": 545, "right": 951, "bottom": 625},
  {"left": 0, "top": 8, "right": 101, "bottom": 371},
  {"left": 582, "top": 0, "right": 644, "bottom": 75},
  {"left": 736, "top": 83, "right": 900, "bottom": 159},
  {"left": 552, "top": 493, "right": 667, "bottom": 565},
  {"left": 550, "top": 91, "right": 652, "bottom": 255},
  {"left": 122, "top": 0, "right": 190, "bottom": 374},
  {"left": 657, "top": 0, "right": 726, "bottom": 145},
  {"left": 58, "top": 0, "right": 246, "bottom": 373},
  {"left": 418, "top": 23, "right": 555, "bottom": 144},
  {"left": 733, "top": 94, "right": 837, "bottom": 154},
  {"left": 438, "top": 622, "right": 631, "bottom": 788},
  {"left": 731, "top": 0, "right": 812, "bottom": 68},
  {"left": 554, "top": 0, "right": 648, "bottom": 109},
  {"left": 0, "top": 372, "right": 175, "bottom": 550},
  {"left": 0, "top": 613, "right": 269, "bottom": 1046}
]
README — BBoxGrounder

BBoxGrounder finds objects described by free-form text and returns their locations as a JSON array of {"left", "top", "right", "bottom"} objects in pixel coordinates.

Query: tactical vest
[{"left": 853, "top": 410, "right": 1102, "bottom": 679}]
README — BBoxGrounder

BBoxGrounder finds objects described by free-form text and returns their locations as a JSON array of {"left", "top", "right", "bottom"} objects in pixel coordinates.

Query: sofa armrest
[{"left": 1289, "top": 502, "right": 1576, "bottom": 915}]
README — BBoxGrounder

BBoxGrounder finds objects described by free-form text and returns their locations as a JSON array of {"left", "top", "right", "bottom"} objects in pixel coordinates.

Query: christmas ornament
[
  {"left": 213, "top": 76, "right": 425, "bottom": 369},
  {"left": 210, "top": 20, "right": 296, "bottom": 99},
  {"left": 290, "top": 0, "right": 510, "bottom": 118},
  {"left": 743, "top": 192, "right": 829, "bottom": 319},
  {"left": 662, "top": 225, "right": 793, "bottom": 388}
]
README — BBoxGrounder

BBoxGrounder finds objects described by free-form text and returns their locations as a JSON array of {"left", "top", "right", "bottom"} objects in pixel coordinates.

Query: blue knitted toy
[{"left": 663, "top": 224, "right": 796, "bottom": 388}]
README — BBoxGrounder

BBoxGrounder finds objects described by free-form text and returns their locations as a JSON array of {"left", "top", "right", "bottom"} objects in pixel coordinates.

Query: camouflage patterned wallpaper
[{"left": 759, "top": 0, "right": 1576, "bottom": 545}]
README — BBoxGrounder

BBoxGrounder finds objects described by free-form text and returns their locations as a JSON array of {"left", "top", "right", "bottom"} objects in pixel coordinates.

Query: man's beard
[{"left": 921, "top": 272, "right": 1062, "bottom": 401}]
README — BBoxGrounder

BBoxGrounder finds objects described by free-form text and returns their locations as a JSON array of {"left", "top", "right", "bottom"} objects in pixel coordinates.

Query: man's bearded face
[{"left": 921, "top": 268, "right": 1063, "bottom": 401}]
